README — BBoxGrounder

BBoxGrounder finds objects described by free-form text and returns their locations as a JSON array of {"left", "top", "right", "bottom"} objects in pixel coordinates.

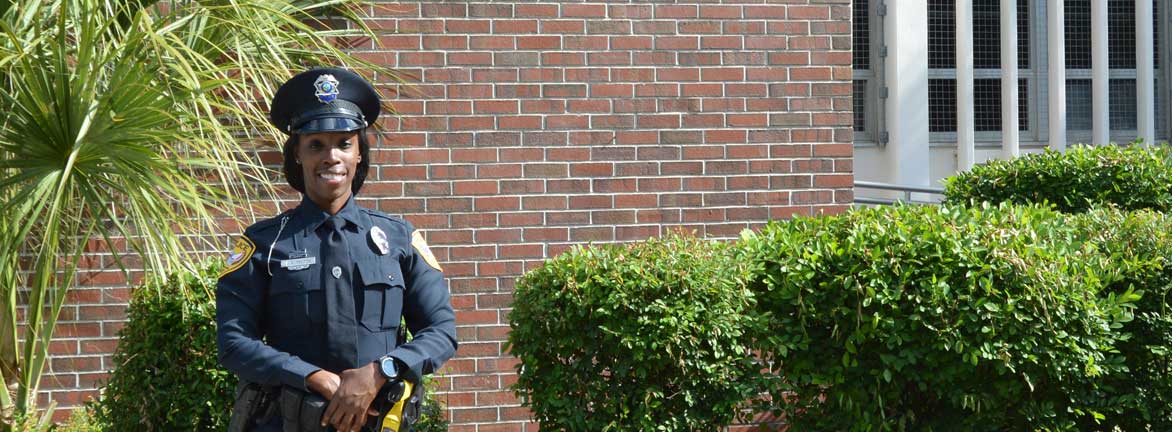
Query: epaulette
[
  {"left": 361, "top": 207, "right": 410, "bottom": 228},
  {"left": 245, "top": 209, "right": 296, "bottom": 235}
]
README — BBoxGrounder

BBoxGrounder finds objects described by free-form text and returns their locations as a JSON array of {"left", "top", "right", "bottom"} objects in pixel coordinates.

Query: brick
[
  {"left": 609, "top": 4, "right": 652, "bottom": 18},
  {"left": 541, "top": 115, "right": 586, "bottom": 130},
  {"left": 563, "top": 68, "right": 607, "bottom": 83},
  {"left": 570, "top": 226, "right": 614, "bottom": 242},
  {"left": 515, "top": 4, "right": 557, "bottom": 17},
  {"left": 500, "top": 148, "right": 545, "bottom": 162},
  {"left": 587, "top": 51, "right": 631, "bottom": 66},
  {"left": 421, "top": 3, "right": 466, "bottom": 17},
  {"left": 547, "top": 211, "right": 589, "bottom": 225},
  {"left": 616, "top": 225, "right": 659, "bottom": 240},
  {"left": 522, "top": 131, "right": 568, "bottom": 146},
  {"left": 543, "top": 20, "right": 586, "bottom": 34},
  {"left": 474, "top": 197, "right": 520, "bottom": 212},
  {"left": 453, "top": 180, "right": 500, "bottom": 195},
  {"left": 494, "top": 52, "right": 540, "bottom": 66},
  {"left": 587, "top": 21, "right": 631, "bottom": 34},
  {"left": 542, "top": 84, "right": 587, "bottom": 98},
  {"left": 474, "top": 100, "right": 519, "bottom": 114},
  {"left": 397, "top": 19, "right": 443, "bottom": 33},
  {"left": 655, "top": 5, "right": 697, "bottom": 19},
  {"left": 422, "top": 35, "right": 467, "bottom": 50},
  {"left": 654, "top": 36, "right": 698, "bottom": 50},
  {"left": 470, "top": 36, "right": 515, "bottom": 50},
  {"left": 679, "top": 21, "right": 721, "bottom": 34},
  {"left": 698, "top": 5, "right": 741, "bottom": 19},
  {"left": 469, "top": 4, "right": 513, "bottom": 17},
  {"left": 517, "top": 36, "right": 560, "bottom": 50},
  {"left": 563, "top": 4, "right": 606, "bottom": 17},
  {"left": 493, "top": 19, "right": 538, "bottom": 34},
  {"left": 610, "top": 36, "right": 653, "bottom": 50},
  {"left": 523, "top": 227, "right": 568, "bottom": 242},
  {"left": 498, "top": 115, "right": 542, "bottom": 129},
  {"left": 678, "top": 52, "right": 722, "bottom": 66},
  {"left": 539, "top": 52, "right": 586, "bottom": 66},
  {"left": 685, "top": 177, "right": 724, "bottom": 191},
  {"left": 567, "top": 129, "right": 614, "bottom": 144},
  {"left": 547, "top": 147, "right": 591, "bottom": 161}
]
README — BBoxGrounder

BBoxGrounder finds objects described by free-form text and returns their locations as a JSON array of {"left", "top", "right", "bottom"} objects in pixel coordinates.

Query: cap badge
[{"left": 313, "top": 74, "right": 340, "bottom": 104}]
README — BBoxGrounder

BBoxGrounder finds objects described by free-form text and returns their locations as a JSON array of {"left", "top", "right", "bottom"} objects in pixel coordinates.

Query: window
[
  {"left": 927, "top": 0, "right": 1030, "bottom": 138},
  {"left": 1063, "top": 0, "right": 1162, "bottom": 139},
  {"left": 853, "top": 0, "right": 877, "bottom": 141}
]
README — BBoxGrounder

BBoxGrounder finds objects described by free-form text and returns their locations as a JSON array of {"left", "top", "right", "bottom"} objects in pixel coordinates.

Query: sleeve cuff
[
  {"left": 387, "top": 348, "right": 427, "bottom": 384},
  {"left": 281, "top": 357, "right": 321, "bottom": 392}
]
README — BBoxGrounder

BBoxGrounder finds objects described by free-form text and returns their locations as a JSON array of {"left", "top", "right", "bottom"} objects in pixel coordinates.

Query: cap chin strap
[{"left": 287, "top": 99, "right": 365, "bottom": 132}]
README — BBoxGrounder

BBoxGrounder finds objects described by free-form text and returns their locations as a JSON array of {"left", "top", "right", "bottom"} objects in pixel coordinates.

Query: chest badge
[{"left": 370, "top": 226, "right": 391, "bottom": 255}]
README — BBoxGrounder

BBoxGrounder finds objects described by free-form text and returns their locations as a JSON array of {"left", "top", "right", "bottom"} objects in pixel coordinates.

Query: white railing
[{"left": 854, "top": 181, "right": 944, "bottom": 206}]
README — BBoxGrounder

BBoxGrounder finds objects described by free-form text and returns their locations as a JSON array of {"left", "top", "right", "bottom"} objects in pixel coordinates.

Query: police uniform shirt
[{"left": 216, "top": 195, "right": 457, "bottom": 395}]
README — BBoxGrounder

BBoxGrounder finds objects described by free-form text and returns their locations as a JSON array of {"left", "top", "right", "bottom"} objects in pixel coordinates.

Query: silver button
[
  {"left": 331, "top": 266, "right": 342, "bottom": 279},
  {"left": 388, "top": 274, "right": 394, "bottom": 280}
]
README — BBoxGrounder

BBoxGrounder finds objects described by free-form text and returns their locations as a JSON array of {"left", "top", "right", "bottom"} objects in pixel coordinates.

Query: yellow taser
[{"left": 380, "top": 380, "right": 414, "bottom": 432}]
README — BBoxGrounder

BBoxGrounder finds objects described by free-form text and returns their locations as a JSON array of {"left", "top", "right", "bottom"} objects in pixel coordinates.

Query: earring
[{"left": 295, "top": 159, "right": 301, "bottom": 164}]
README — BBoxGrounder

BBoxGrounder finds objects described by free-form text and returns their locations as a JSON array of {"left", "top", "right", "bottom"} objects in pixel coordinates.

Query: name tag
[{"left": 280, "top": 257, "right": 316, "bottom": 271}]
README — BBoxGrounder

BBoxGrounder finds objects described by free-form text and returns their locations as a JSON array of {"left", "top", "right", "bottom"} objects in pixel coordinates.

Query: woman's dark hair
[{"left": 281, "top": 131, "right": 371, "bottom": 195}]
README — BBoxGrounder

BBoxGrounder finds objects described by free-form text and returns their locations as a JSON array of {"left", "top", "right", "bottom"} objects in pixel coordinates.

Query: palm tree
[{"left": 0, "top": 0, "right": 387, "bottom": 427}]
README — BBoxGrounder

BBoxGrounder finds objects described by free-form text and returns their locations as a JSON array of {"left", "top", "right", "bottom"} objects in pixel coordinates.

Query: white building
[{"left": 854, "top": 0, "right": 1168, "bottom": 191}]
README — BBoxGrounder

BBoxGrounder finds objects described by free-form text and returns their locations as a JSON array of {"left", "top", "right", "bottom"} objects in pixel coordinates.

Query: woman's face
[{"left": 296, "top": 131, "right": 362, "bottom": 207}]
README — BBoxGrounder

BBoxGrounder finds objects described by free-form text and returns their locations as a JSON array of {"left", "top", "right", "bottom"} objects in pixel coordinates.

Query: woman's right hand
[{"left": 306, "top": 369, "right": 342, "bottom": 399}]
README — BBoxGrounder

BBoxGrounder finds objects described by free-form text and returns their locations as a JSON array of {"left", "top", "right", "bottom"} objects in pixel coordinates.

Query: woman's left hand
[{"left": 320, "top": 363, "right": 388, "bottom": 432}]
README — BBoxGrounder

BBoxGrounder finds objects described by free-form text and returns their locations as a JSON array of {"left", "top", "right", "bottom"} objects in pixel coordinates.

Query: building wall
[{"left": 44, "top": 1, "right": 854, "bottom": 429}]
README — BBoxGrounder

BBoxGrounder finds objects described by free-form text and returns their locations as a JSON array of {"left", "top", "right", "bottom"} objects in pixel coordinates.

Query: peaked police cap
[{"left": 269, "top": 67, "right": 380, "bottom": 134}]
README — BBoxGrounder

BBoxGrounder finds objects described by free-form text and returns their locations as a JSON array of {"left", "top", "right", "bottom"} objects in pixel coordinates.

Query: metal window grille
[
  {"left": 1109, "top": 78, "right": 1138, "bottom": 130},
  {"left": 973, "top": 78, "right": 1029, "bottom": 131},
  {"left": 854, "top": 80, "right": 868, "bottom": 132},
  {"left": 929, "top": 78, "right": 1027, "bottom": 132},
  {"left": 929, "top": 79, "right": 957, "bottom": 132},
  {"left": 1066, "top": 79, "right": 1093, "bottom": 130},
  {"left": 1066, "top": 0, "right": 1092, "bottom": 69},
  {"left": 928, "top": 0, "right": 955, "bottom": 69},
  {"left": 973, "top": 1, "right": 1001, "bottom": 68},
  {"left": 854, "top": 0, "right": 870, "bottom": 69},
  {"left": 1109, "top": 0, "right": 1136, "bottom": 68}
]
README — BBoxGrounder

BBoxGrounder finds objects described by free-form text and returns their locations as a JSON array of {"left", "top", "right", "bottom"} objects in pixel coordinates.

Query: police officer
[{"left": 217, "top": 67, "right": 457, "bottom": 432}]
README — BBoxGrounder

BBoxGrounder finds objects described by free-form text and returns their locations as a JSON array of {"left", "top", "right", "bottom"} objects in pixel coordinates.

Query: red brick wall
[{"left": 45, "top": 0, "right": 853, "bottom": 429}]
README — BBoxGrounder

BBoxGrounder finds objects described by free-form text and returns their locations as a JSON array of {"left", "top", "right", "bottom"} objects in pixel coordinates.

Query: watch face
[{"left": 380, "top": 357, "right": 397, "bottom": 378}]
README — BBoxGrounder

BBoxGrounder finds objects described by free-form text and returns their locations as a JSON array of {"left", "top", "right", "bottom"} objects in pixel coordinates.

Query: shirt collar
[{"left": 296, "top": 194, "right": 363, "bottom": 232}]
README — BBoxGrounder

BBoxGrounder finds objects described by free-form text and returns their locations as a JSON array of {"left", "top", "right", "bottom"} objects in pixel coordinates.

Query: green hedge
[
  {"left": 92, "top": 264, "right": 234, "bottom": 431},
  {"left": 90, "top": 263, "right": 449, "bottom": 431},
  {"left": 741, "top": 204, "right": 1133, "bottom": 431},
  {"left": 943, "top": 144, "right": 1172, "bottom": 213},
  {"left": 507, "top": 233, "right": 760, "bottom": 431},
  {"left": 510, "top": 204, "right": 1172, "bottom": 431},
  {"left": 1069, "top": 209, "right": 1172, "bottom": 430}
]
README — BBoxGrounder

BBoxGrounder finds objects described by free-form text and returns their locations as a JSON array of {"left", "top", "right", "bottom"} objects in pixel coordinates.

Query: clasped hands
[{"left": 306, "top": 363, "right": 389, "bottom": 432}]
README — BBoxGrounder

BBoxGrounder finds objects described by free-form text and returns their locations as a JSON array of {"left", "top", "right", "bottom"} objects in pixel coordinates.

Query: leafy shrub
[
  {"left": 739, "top": 204, "right": 1134, "bottom": 431},
  {"left": 57, "top": 406, "right": 101, "bottom": 432},
  {"left": 943, "top": 144, "right": 1172, "bottom": 213},
  {"left": 92, "top": 262, "right": 450, "bottom": 431},
  {"left": 92, "top": 263, "right": 234, "bottom": 431},
  {"left": 1070, "top": 209, "right": 1172, "bottom": 430},
  {"left": 508, "top": 232, "right": 760, "bottom": 431}
]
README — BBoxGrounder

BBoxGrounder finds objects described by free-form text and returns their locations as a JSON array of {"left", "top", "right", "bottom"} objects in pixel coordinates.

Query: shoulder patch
[
  {"left": 411, "top": 231, "right": 443, "bottom": 272},
  {"left": 220, "top": 235, "right": 256, "bottom": 277}
]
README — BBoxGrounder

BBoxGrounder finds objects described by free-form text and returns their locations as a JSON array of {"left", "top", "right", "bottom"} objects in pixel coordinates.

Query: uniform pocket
[
  {"left": 356, "top": 259, "right": 405, "bottom": 332},
  {"left": 270, "top": 269, "right": 324, "bottom": 324}
]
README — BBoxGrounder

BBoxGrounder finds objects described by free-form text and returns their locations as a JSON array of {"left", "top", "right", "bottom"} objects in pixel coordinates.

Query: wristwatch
[{"left": 377, "top": 355, "right": 400, "bottom": 380}]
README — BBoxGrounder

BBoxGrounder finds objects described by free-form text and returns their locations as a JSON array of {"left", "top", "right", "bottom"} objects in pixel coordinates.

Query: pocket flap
[{"left": 357, "top": 259, "right": 405, "bottom": 289}]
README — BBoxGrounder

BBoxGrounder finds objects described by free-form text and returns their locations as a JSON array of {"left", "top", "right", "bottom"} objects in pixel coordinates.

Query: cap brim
[{"left": 293, "top": 117, "right": 365, "bottom": 134}]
